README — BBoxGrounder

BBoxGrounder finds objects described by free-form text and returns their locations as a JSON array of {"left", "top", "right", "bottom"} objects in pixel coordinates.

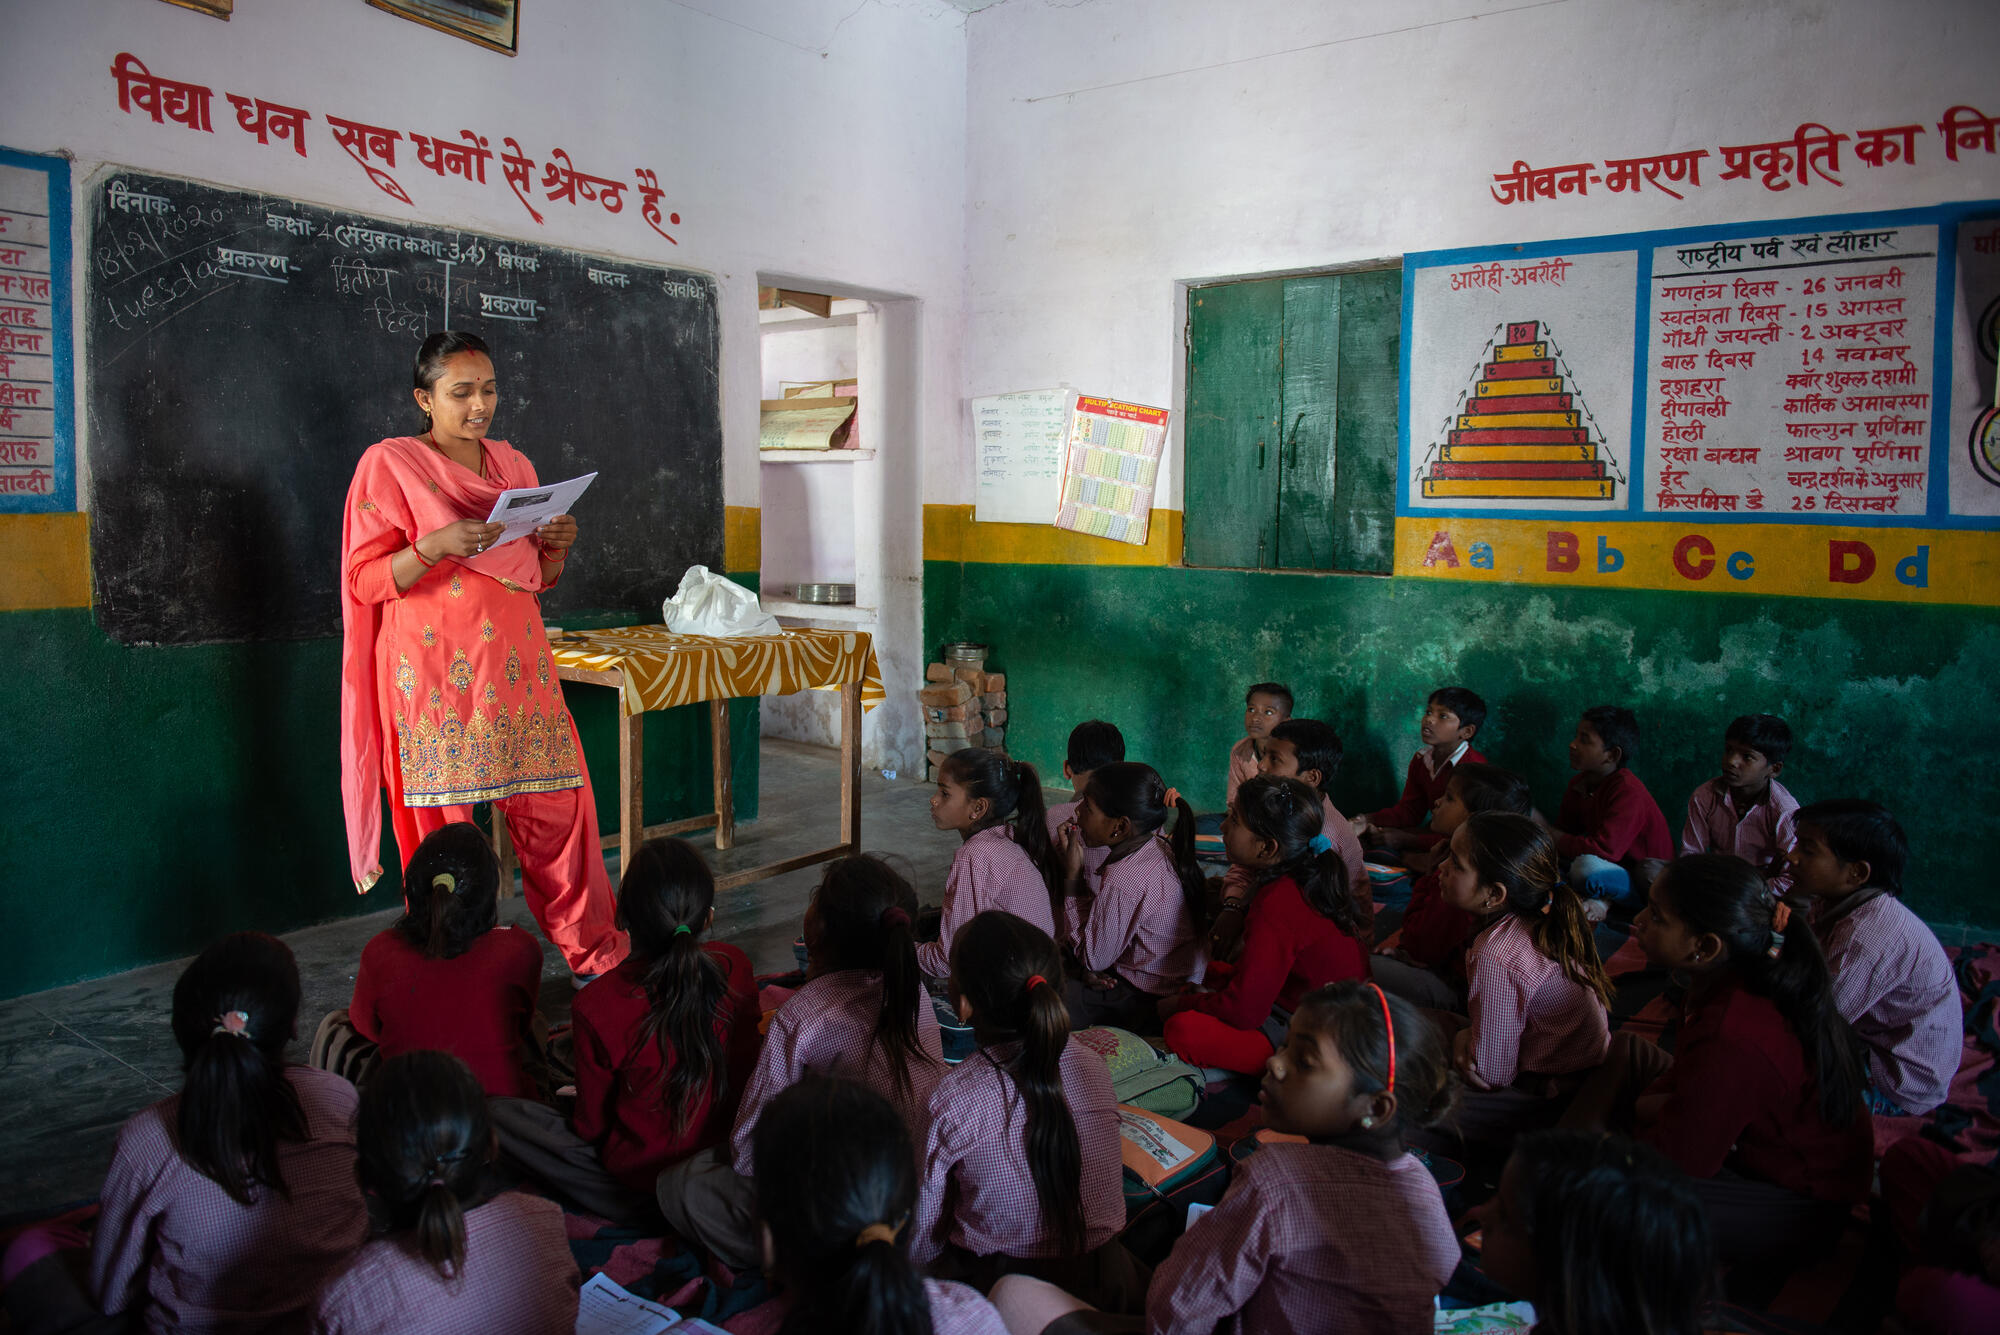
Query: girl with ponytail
[
  {"left": 489, "top": 837, "right": 762, "bottom": 1223},
  {"left": 1430, "top": 812, "right": 1613, "bottom": 1141},
  {"left": 1159, "top": 775, "right": 1370, "bottom": 1074},
  {"left": 659, "top": 855, "right": 944, "bottom": 1272},
  {"left": 921, "top": 747, "right": 1061, "bottom": 978},
  {"left": 317, "top": 1051, "right": 579, "bottom": 1332},
  {"left": 754, "top": 1077, "right": 1007, "bottom": 1335},
  {"left": 1062, "top": 761, "right": 1204, "bottom": 1032},
  {"left": 907, "top": 912, "right": 1138, "bottom": 1310},
  {"left": 1566, "top": 853, "right": 1872, "bottom": 1270},
  {"left": 9, "top": 934, "right": 366, "bottom": 1331},
  {"left": 311, "top": 821, "right": 544, "bottom": 1097}
]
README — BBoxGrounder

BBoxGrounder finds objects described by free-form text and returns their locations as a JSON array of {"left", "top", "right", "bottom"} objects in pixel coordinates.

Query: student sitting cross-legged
[
  {"left": 923, "top": 747, "right": 1062, "bottom": 979},
  {"left": 1553, "top": 704, "right": 1672, "bottom": 922},
  {"left": 990, "top": 981, "right": 1463, "bottom": 1335},
  {"left": 1351, "top": 685, "right": 1489, "bottom": 865},
  {"left": 910, "top": 911, "right": 1142, "bottom": 1310},
  {"left": 1680, "top": 712, "right": 1800, "bottom": 891},
  {"left": 1788, "top": 799, "right": 1960, "bottom": 1116}
]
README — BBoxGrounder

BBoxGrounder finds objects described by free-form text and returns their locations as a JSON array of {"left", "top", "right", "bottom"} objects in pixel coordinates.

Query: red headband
[{"left": 1368, "top": 982, "right": 1396, "bottom": 1094}]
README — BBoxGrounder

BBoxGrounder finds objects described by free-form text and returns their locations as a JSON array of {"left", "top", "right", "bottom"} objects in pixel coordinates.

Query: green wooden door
[
  {"left": 1183, "top": 266, "right": 1401, "bottom": 574},
  {"left": 1184, "top": 278, "right": 1282, "bottom": 569}
]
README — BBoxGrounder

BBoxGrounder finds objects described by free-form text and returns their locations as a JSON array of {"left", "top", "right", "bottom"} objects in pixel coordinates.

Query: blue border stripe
[
  {"left": 0, "top": 145, "right": 73, "bottom": 514},
  {"left": 1397, "top": 198, "right": 2000, "bottom": 531}
]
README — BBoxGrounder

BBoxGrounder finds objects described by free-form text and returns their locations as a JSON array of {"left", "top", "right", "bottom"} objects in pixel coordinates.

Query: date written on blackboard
[{"left": 108, "top": 51, "right": 686, "bottom": 244}]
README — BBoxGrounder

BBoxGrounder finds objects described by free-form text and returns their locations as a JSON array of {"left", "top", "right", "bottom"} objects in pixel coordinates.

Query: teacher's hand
[
  {"left": 421, "top": 518, "right": 506, "bottom": 559},
  {"left": 535, "top": 514, "right": 578, "bottom": 554}
]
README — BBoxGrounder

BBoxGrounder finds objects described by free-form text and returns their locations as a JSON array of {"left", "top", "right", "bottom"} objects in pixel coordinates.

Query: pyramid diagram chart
[{"left": 1419, "top": 321, "right": 1616, "bottom": 500}]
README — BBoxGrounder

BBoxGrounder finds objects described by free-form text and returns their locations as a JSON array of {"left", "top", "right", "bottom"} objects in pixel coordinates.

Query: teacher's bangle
[
  {"left": 411, "top": 542, "right": 437, "bottom": 569},
  {"left": 538, "top": 544, "right": 568, "bottom": 563}
]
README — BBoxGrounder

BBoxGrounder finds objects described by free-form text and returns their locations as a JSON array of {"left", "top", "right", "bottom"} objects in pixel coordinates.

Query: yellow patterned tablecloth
[{"left": 549, "top": 625, "right": 884, "bottom": 717}]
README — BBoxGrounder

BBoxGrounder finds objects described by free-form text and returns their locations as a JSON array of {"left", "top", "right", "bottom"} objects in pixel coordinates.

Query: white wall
[
  {"left": 0, "top": 0, "right": 964, "bottom": 774},
  {"left": 947, "top": 0, "right": 2000, "bottom": 510}
]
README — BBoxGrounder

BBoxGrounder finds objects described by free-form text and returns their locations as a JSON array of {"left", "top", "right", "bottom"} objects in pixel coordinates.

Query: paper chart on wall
[
  {"left": 1054, "top": 396, "right": 1170, "bottom": 544},
  {"left": 973, "top": 386, "right": 1073, "bottom": 524},
  {"left": 1646, "top": 223, "right": 1938, "bottom": 519}
]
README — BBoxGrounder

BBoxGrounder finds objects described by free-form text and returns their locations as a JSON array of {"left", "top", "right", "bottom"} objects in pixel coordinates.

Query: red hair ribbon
[
  {"left": 1025, "top": 974, "right": 1048, "bottom": 993},
  {"left": 1367, "top": 982, "right": 1396, "bottom": 1094},
  {"left": 879, "top": 906, "right": 912, "bottom": 929},
  {"left": 1769, "top": 900, "right": 1792, "bottom": 934}
]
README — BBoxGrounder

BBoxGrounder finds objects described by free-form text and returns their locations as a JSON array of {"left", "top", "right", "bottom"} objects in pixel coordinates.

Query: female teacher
[{"left": 339, "top": 330, "right": 627, "bottom": 979}]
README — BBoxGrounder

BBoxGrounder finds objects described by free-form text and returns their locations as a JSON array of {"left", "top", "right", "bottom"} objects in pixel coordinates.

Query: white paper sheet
[
  {"left": 574, "top": 1272, "right": 678, "bottom": 1335},
  {"left": 484, "top": 471, "right": 597, "bottom": 545},
  {"left": 973, "top": 387, "right": 1073, "bottom": 524}
]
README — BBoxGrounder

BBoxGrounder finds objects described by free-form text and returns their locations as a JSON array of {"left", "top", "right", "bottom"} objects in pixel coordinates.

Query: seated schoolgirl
[
  {"left": 1562, "top": 852, "right": 1874, "bottom": 1270},
  {"left": 657, "top": 855, "right": 944, "bottom": 1272},
  {"left": 1370, "top": 763, "right": 1533, "bottom": 1011},
  {"left": 490, "top": 837, "right": 762, "bottom": 1223},
  {"left": 1427, "top": 812, "right": 1612, "bottom": 1143},
  {"left": 990, "top": 980, "right": 1462, "bottom": 1335},
  {"left": 3, "top": 934, "right": 366, "bottom": 1334},
  {"left": 754, "top": 1076, "right": 1007, "bottom": 1335},
  {"left": 1059, "top": 762, "right": 1204, "bottom": 1032},
  {"left": 1158, "top": 776, "right": 1368, "bottom": 1075},
  {"left": 1475, "top": 1129, "right": 1712, "bottom": 1335},
  {"left": 315, "top": 1051, "right": 579, "bottom": 1333},
  {"left": 311, "top": 821, "right": 543, "bottom": 1096},
  {"left": 923, "top": 747, "right": 1061, "bottom": 978},
  {"left": 910, "top": 912, "right": 1138, "bottom": 1310}
]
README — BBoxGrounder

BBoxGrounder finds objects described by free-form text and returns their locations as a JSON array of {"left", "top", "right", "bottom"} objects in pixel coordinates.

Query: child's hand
[
  {"left": 1055, "top": 821, "right": 1086, "bottom": 880},
  {"left": 1451, "top": 1027, "right": 1496, "bottom": 1090},
  {"left": 1081, "top": 969, "right": 1119, "bottom": 992},
  {"left": 1349, "top": 814, "right": 1374, "bottom": 842},
  {"left": 1402, "top": 845, "right": 1441, "bottom": 875},
  {"left": 1207, "top": 900, "right": 1247, "bottom": 961}
]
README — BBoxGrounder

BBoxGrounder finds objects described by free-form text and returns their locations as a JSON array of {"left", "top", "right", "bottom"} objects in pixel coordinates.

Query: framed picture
[
  {"left": 367, "top": 0, "right": 519, "bottom": 56},
  {"left": 160, "top": 0, "right": 232, "bottom": 17}
]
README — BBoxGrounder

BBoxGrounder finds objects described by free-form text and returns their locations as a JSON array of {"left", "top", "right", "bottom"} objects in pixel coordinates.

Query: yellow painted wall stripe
[
  {"left": 0, "top": 513, "right": 91, "bottom": 611},
  {"left": 924, "top": 505, "right": 1182, "bottom": 566},
  {"left": 724, "top": 505, "right": 760, "bottom": 572},
  {"left": 1394, "top": 517, "right": 2000, "bottom": 607}
]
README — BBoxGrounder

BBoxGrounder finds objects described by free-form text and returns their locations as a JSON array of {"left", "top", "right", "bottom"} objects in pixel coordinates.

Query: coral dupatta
[{"left": 339, "top": 436, "right": 550, "bottom": 892}]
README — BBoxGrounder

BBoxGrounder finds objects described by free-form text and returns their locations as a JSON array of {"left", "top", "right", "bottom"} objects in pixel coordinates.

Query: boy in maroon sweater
[
  {"left": 1351, "top": 685, "right": 1488, "bottom": 867},
  {"left": 1555, "top": 705, "right": 1671, "bottom": 922}
]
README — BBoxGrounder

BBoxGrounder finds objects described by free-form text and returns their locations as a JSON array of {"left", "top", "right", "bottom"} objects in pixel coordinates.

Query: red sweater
[
  {"left": 1364, "top": 745, "right": 1488, "bottom": 844},
  {"left": 569, "top": 942, "right": 764, "bottom": 1194},
  {"left": 1186, "top": 875, "right": 1368, "bottom": 1030},
  {"left": 1553, "top": 767, "right": 1672, "bottom": 864},
  {"left": 1641, "top": 975, "right": 1873, "bottom": 1204},
  {"left": 1396, "top": 869, "right": 1477, "bottom": 978},
  {"left": 349, "top": 926, "right": 542, "bottom": 1098}
]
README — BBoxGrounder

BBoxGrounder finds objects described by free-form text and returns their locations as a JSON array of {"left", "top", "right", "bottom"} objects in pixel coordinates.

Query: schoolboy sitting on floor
[
  {"left": 1351, "top": 686, "right": 1488, "bottom": 867},
  {"left": 1225, "top": 682, "right": 1291, "bottom": 807},
  {"left": 1681, "top": 712, "right": 1799, "bottom": 890},
  {"left": 1789, "top": 798, "right": 1960, "bottom": 1116},
  {"left": 1553, "top": 704, "right": 1671, "bottom": 923}
]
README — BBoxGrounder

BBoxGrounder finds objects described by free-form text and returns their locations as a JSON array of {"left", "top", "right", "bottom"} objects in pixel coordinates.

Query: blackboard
[{"left": 86, "top": 168, "right": 721, "bottom": 644}]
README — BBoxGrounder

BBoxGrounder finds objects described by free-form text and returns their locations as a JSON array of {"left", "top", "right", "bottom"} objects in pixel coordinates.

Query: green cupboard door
[
  {"left": 1184, "top": 278, "right": 1283, "bottom": 569},
  {"left": 1330, "top": 267, "right": 1403, "bottom": 574},
  {"left": 1276, "top": 275, "right": 1340, "bottom": 571}
]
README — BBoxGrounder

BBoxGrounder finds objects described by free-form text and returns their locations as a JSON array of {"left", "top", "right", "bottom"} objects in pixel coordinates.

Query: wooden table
[{"left": 496, "top": 625, "right": 884, "bottom": 893}]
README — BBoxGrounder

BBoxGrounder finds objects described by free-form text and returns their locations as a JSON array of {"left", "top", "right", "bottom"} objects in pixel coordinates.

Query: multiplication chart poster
[{"left": 1054, "top": 395, "right": 1169, "bottom": 545}]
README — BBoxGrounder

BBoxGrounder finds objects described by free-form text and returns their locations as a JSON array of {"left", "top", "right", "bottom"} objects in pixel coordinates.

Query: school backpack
[
  {"left": 1074, "top": 1026, "right": 1203, "bottom": 1120},
  {"left": 1116, "top": 1105, "right": 1231, "bottom": 1266}
]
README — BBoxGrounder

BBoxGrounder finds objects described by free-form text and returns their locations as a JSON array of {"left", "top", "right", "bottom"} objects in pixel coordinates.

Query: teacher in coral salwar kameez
[{"left": 339, "top": 330, "right": 627, "bottom": 979}]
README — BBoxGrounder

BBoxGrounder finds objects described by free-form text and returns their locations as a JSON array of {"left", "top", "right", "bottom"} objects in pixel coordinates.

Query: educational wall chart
[
  {"left": 0, "top": 148, "right": 73, "bottom": 511},
  {"left": 1054, "top": 396, "right": 1169, "bottom": 545},
  {"left": 973, "top": 387, "right": 1072, "bottom": 525},
  {"left": 1396, "top": 201, "right": 2000, "bottom": 607}
]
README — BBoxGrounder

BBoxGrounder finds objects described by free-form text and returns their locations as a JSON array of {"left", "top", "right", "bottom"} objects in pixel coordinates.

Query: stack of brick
[{"left": 919, "top": 662, "right": 1009, "bottom": 780}]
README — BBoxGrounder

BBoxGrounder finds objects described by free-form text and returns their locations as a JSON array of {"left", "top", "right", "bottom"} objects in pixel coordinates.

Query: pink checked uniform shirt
[
  {"left": 91, "top": 1066, "right": 367, "bottom": 1332},
  {"left": 1815, "top": 893, "right": 1961, "bottom": 1113},
  {"left": 313, "top": 1192, "right": 579, "bottom": 1334},
  {"left": 1147, "top": 1142, "right": 1458, "bottom": 1335},
  {"left": 731, "top": 969, "right": 944, "bottom": 1174},
  {"left": 1463, "top": 914, "right": 1609, "bottom": 1088},
  {"left": 926, "top": 1279, "right": 1009, "bottom": 1335},
  {"left": 1076, "top": 835, "right": 1202, "bottom": 996},
  {"left": 909, "top": 1038, "right": 1124, "bottom": 1265},
  {"left": 919, "top": 824, "right": 1056, "bottom": 978},
  {"left": 1680, "top": 777, "right": 1800, "bottom": 888}
]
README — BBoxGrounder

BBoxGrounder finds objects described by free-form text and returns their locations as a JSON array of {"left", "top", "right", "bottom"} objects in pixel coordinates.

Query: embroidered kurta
[{"left": 341, "top": 436, "right": 584, "bottom": 889}]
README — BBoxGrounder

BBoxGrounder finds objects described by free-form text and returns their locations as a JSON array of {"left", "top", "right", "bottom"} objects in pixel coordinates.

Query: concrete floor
[{"left": 0, "top": 738, "right": 966, "bottom": 1223}]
